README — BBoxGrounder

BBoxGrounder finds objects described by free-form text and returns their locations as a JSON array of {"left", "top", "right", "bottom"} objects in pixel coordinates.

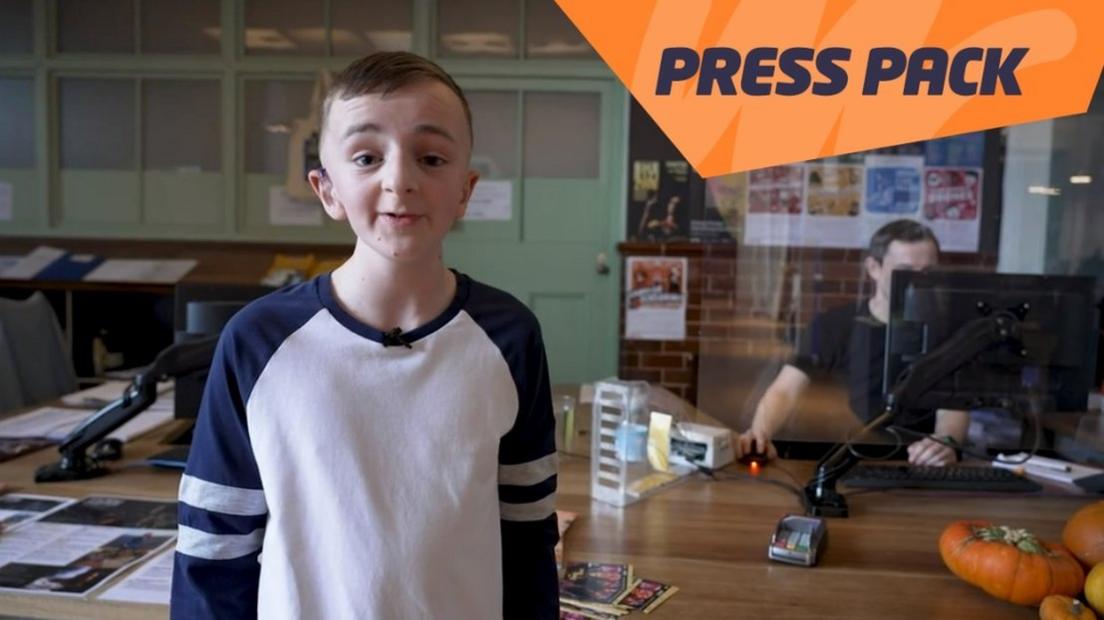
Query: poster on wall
[
  {"left": 701, "top": 173, "right": 747, "bottom": 242},
  {"left": 742, "top": 165, "right": 805, "bottom": 246},
  {"left": 629, "top": 160, "right": 691, "bottom": 241},
  {"left": 805, "top": 163, "right": 865, "bottom": 248},
  {"left": 624, "top": 256, "right": 687, "bottom": 341},
  {"left": 921, "top": 167, "right": 983, "bottom": 252}
]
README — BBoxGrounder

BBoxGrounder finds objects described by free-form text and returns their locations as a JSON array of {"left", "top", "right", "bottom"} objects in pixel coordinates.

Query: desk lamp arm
[
  {"left": 35, "top": 336, "right": 219, "bottom": 483},
  {"left": 804, "top": 309, "right": 1022, "bottom": 517}
]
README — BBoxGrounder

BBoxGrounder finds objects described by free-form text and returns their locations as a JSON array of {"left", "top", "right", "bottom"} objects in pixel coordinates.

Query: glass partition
[{"left": 662, "top": 73, "right": 1104, "bottom": 460}]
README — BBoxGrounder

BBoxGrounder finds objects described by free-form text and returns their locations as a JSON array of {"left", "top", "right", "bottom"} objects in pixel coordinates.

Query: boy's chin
[{"left": 359, "top": 239, "right": 440, "bottom": 266}]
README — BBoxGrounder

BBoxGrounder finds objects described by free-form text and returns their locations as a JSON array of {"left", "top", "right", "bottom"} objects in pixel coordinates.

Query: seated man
[{"left": 737, "top": 219, "right": 968, "bottom": 466}]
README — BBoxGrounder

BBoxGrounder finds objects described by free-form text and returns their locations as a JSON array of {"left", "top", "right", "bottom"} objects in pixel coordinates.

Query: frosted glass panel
[
  {"left": 0, "top": 78, "right": 34, "bottom": 168},
  {"left": 141, "top": 0, "right": 220, "bottom": 54},
  {"left": 523, "top": 92, "right": 600, "bottom": 178},
  {"left": 468, "top": 91, "right": 518, "bottom": 179},
  {"left": 244, "top": 0, "right": 325, "bottom": 56},
  {"left": 58, "top": 0, "right": 135, "bottom": 53},
  {"left": 59, "top": 78, "right": 135, "bottom": 170},
  {"left": 0, "top": 1, "right": 33, "bottom": 54},
  {"left": 143, "top": 80, "right": 221, "bottom": 171},
  {"left": 525, "top": 0, "right": 595, "bottom": 59},
  {"left": 244, "top": 80, "right": 314, "bottom": 174},
  {"left": 437, "top": 0, "right": 518, "bottom": 58},
  {"left": 331, "top": 0, "right": 413, "bottom": 55}
]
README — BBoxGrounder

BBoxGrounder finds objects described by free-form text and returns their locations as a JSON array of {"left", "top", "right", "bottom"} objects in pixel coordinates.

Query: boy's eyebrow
[{"left": 342, "top": 122, "right": 458, "bottom": 144}]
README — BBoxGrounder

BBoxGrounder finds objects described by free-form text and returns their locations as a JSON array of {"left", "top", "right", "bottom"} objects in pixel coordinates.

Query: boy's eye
[
  {"left": 353, "top": 154, "right": 380, "bottom": 167},
  {"left": 421, "top": 155, "right": 447, "bottom": 167}
]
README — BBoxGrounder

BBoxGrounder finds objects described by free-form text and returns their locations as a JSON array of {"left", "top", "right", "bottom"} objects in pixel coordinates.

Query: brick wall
[{"left": 618, "top": 242, "right": 998, "bottom": 406}]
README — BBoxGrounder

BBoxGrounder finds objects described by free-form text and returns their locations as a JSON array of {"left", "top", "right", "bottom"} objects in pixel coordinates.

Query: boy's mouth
[{"left": 381, "top": 213, "right": 423, "bottom": 226}]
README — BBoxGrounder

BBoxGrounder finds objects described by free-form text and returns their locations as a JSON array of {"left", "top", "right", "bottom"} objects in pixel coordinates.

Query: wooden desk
[{"left": 0, "top": 427, "right": 1096, "bottom": 619}]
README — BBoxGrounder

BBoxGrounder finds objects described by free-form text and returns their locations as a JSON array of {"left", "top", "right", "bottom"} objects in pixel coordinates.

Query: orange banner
[{"left": 557, "top": 0, "right": 1104, "bottom": 177}]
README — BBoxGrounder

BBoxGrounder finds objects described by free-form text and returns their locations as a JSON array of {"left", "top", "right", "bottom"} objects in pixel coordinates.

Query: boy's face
[{"left": 309, "top": 80, "right": 478, "bottom": 266}]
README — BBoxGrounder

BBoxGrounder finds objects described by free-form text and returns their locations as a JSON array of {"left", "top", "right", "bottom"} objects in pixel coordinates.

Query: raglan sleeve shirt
[
  {"left": 171, "top": 322, "right": 268, "bottom": 619},
  {"left": 496, "top": 322, "right": 560, "bottom": 619}
]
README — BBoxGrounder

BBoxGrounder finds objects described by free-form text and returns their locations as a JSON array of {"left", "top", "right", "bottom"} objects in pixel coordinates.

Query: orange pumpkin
[
  {"left": 939, "top": 520, "right": 1085, "bottom": 606},
  {"left": 1062, "top": 501, "right": 1104, "bottom": 568},
  {"left": 1040, "top": 595, "right": 1096, "bottom": 620}
]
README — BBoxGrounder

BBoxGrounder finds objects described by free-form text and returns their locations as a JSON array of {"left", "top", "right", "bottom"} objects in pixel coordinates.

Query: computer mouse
[
  {"left": 91, "top": 438, "right": 124, "bottom": 461},
  {"left": 739, "top": 450, "right": 768, "bottom": 467}
]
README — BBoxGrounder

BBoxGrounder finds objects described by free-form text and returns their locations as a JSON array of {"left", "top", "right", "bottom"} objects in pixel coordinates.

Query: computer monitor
[
  {"left": 884, "top": 270, "right": 1099, "bottom": 417},
  {"left": 172, "top": 282, "right": 274, "bottom": 422}
]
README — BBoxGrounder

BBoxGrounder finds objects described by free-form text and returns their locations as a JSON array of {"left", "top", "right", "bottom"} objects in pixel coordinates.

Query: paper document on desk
[
  {"left": 0, "top": 408, "right": 90, "bottom": 441},
  {"left": 0, "top": 496, "right": 176, "bottom": 597},
  {"left": 0, "top": 403, "right": 174, "bottom": 443},
  {"left": 0, "top": 494, "right": 76, "bottom": 533},
  {"left": 83, "top": 258, "right": 197, "bottom": 284},
  {"left": 60, "top": 380, "right": 172, "bottom": 408},
  {"left": 993, "top": 453, "right": 1103, "bottom": 485},
  {"left": 0, "top": 246, "right": 66, "bottom": 280},
  {"left": 97, "top": 547, "right": 173, "bottom": 605}
]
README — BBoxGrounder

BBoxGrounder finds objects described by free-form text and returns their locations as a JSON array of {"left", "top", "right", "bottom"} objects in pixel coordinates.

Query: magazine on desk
[
  {"left": 0, "top": 494, "right": 76, "bottom": 533},
  {"left": 0, "top": 496, "right": 176, "bottom": 597}
]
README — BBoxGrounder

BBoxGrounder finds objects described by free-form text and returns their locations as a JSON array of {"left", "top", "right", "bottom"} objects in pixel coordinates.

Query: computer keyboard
[{"left": 841, "top": 464, "right": 1043, "bottom": 492}]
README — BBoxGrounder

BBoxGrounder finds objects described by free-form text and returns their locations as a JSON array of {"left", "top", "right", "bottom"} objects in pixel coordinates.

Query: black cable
[
  {"left": 886, "top": 403, "right": 1043, "bottom": 466},
  {"left": 703, "top": 468, "right": 808, "bottom": 509}
]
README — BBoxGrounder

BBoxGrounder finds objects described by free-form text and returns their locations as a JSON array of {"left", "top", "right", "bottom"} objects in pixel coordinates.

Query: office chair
[{"left": 0, "top": 292, "right": 78, "bottom": 416}]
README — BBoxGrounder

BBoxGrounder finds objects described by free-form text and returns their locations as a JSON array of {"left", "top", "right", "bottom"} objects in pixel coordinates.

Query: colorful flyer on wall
[
  {"left": 633, "top": 161, "right": 691, "bottom": 242},
  {"left": 625, "top": 256, "right": 687, "bottom": 341},
  {"left": 922, "top": 167, "right": 984, "bottom": 252},
  {"left": 743, "top": 165, "right": 804, "bottom": 246},
  {"left": 698, "top": 172, "right": 747, "bottom": 243},
  {"left": 860, "top": 154, "right": 925, "bottom": 245},
  {"left": 864, "top": 154, "right": 924, "bottom": 211},
  {"left": 627, "top": 160, "right": 659, "bottom": 240},
  {"left": 804, "top": 163, "right": 865, "bottom": 248}
]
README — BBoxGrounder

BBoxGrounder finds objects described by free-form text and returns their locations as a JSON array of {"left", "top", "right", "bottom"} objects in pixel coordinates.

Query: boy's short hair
[
  {"left": 320, "top": 51, "right": 473, "bottom": 145},
  {"left": 867, "top": 219, "right": 940, "bottom": 263}
]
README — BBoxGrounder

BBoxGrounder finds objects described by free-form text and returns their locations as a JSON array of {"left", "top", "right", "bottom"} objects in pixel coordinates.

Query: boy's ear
[
  {"left": 308, "top": 168, "right": 347, "bottom": 221},
  {"left": 456, "top": 169, "right": 480, "bottom": 220}
]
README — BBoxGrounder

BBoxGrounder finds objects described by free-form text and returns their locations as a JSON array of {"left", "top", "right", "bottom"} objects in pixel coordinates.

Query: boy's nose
[{"left": 382, "top": 157, "right": 417, "bottom": 194}]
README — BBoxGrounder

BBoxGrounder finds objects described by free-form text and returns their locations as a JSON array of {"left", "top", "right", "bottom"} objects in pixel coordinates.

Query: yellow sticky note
[{"left": 647, "top": 412, "right": 672, "bottom": 472}]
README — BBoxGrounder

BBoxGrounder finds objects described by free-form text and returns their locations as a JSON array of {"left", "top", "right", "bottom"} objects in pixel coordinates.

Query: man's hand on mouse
[
  {"left": 907, "top": 437, "right": 957, "bottom": 466},
  {"left": 736, "top": 429, "right": 777, "bottom": 460}
]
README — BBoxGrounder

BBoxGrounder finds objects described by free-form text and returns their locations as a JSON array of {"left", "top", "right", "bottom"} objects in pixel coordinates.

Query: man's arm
[
  {"left": 906, "top": 409, "right": 969, "bottom": 466},
  {"left": 498, "top": 327, "right": 558, "bottom": 620},
  {"left": 171, "top": 330, "right": 266, "bottom": 619},
  {"left": 737, "top": 364, "right": 811, "bottom": 459}
]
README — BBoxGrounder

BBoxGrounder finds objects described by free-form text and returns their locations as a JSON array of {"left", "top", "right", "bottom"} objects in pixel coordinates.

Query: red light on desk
[{"left": 750, "top": 461, "right": 761, "bottom": 476}]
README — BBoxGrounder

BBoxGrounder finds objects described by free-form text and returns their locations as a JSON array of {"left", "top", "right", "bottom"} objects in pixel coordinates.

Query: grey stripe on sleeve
[
  {"left": 499, "top": 494, "right": 556, "bottom": 522},
  {"left": 179, "top": 474, "right": 267, "bottom": 516},
  {"left": 176, "top": 524, "right": 265, "bottom": 560},
  {"left": 498, "top": 452, "right": 558, "bottom": 487}
]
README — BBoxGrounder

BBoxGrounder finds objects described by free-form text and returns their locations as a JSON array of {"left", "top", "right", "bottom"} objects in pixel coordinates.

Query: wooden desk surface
[{"left": 0, "top": 426, "right": 1097, "bottom": 619}]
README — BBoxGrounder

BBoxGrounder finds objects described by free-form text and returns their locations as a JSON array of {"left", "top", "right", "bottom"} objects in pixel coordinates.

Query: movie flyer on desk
[
  {"left": 0, "top": 494, "right": 75, "bottom": 532},
  {"left": 0, "top": 496, "right": 176, "bottom": 597},
  {"left": 624, "top": 256, "right": 687, "bottom": 341}
]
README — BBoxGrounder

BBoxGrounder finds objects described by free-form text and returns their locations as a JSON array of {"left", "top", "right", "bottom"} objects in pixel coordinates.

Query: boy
[
  {"left": 171, "top": 52, "right": 559, "bottom": 619},
  {"left": 737, "top": 220, "right": 969, "bottom": 466}
]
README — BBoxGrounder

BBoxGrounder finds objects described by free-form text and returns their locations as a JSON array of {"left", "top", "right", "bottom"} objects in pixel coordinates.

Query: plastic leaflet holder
[{"left": 590, "top": 380, "right": 691, "bottom": 507}]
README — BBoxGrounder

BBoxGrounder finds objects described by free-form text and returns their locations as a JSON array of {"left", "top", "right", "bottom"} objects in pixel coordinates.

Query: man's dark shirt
[{"left": 789, "top": 301, "right": 936, "bottom": 434}]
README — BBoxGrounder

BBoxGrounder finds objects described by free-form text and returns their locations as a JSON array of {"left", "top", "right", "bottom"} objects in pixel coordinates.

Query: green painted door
[{"left": 445, "top": 78, "right": 625, "bottom": 384}]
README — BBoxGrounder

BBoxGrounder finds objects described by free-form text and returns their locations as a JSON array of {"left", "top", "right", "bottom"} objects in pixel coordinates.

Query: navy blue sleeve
[
  {"left": 171, "top": 323, "right": 266, "bottom": 620},
  {"left": 497, "top": 323, "right": 559, "bottom": 620}
]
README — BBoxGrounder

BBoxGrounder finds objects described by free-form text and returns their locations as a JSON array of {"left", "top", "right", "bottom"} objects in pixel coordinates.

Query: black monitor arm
[
  {"left": 803, "top": 307, "right": 1024, "bottom": 517},
  {"left": 35, "top": 336, "right": 219, "bottom": 483}
]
